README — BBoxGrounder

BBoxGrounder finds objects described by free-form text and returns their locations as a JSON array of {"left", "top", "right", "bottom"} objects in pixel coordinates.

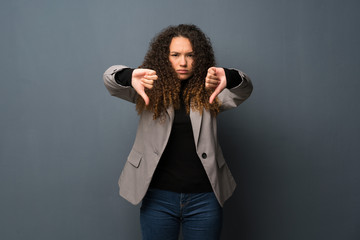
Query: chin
[{"left": 178, "top": 74, "right": 192, "bottom": 80}]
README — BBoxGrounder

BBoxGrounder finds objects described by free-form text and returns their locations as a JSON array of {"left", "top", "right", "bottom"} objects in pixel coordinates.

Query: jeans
[{"left": 140, "top": 188, "right": 223, "bottom": 240}]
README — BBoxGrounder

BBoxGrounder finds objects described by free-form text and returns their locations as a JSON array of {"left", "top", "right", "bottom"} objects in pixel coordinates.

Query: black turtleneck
[
  {"left": 115, "top": 68, "right": 243, "bottom": 193},
  {"left": 149, "top": 79, "right": 213, "bottom": 192}
]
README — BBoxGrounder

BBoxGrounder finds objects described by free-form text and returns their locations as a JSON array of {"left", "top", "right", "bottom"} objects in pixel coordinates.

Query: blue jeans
[{"left": 140, "top": 188, "right": 222, "bottom": 240}]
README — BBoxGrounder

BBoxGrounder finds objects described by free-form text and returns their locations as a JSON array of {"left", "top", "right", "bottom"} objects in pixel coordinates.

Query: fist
[
  {"left": 132, "top": 69, "right": 158, "bottom": 89},
  {"left": 132, "top": 69, "right": 158, "bottom": 105},
  {"left": 205, "top": 67, "right": 227, "bottom": 104}
]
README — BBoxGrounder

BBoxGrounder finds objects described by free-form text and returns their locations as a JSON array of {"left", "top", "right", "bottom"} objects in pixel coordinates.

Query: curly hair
[{"left": 136, "top": 24, "right": 220, "bottom": 119}]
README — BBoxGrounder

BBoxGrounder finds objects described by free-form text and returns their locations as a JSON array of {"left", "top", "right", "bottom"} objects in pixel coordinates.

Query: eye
[{"left": 170, "top": 53, "right": 179, "bottom": 57}]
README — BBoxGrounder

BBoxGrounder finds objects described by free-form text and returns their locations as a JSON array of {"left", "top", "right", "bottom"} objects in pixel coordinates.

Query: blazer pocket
[{"left": 127, "top": 150, "right": 142, "bottom": 168}]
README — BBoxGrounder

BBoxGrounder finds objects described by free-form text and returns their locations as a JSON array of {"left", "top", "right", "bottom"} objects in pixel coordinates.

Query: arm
[
  {"left": 205, "top": 67, "right": 253, "bottom": 111},
  {"left": 103, "top": 65, "right": 138, "bottom": 103},
  {"left": 103, "top": 65, "right": 158, "bottom": 105},
  {"left": 218, "top": 68, "right": 253, "bottom": 111}
]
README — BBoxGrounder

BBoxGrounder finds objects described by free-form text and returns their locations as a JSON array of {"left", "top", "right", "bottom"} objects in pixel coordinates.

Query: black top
[
  {"left": 149, "top": 79, "right": 213, "bottom": 192},
  {"left": 115, "top": 68, "right": 243, "bottom": 193}
]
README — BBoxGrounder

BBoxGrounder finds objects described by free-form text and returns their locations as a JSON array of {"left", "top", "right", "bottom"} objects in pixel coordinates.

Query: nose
[{"left": 179, "top": 56, "right": 187, "bottom": 66}]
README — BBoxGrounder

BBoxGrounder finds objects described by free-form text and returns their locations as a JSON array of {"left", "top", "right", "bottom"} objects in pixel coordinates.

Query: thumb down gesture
[
  {"left": 131, "top": 69, "right": 158, "bottom": 105},
  {"left": 205, "top": 67, "right": 227, "bottom": 104}
]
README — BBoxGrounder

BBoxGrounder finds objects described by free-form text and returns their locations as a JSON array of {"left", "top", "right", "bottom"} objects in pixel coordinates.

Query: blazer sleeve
[
  {"left": 218, "top": 68, "right": 253, "bottom": 112},
  {"left": 103, "top": 65, "right": 138, "bottom": 103}
]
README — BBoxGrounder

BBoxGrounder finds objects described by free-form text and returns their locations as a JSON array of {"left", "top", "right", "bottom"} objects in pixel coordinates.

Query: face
[{"left": 169, "top": 37, "right": 194, "bottom": 80}]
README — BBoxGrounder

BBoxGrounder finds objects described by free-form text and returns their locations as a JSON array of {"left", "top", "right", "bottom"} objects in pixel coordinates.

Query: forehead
[{"left": 169, "top": 37, "right": 193, "bottom": 52}]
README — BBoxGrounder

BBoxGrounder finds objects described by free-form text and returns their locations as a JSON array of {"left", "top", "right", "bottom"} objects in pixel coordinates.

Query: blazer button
[{"left": 202, "top": 153, "right": 207, "bottom": 159}]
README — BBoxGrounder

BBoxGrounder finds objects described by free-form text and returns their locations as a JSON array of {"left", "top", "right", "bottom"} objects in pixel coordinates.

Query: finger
[
  {"left": 205, "top": 81, "right": 219, "bottom": 89},
  {"left": 205, "top": 76, "right": 220, "bottom": 89},
  {"left": 142, "top": 82, "right": 154, "bottom": 89},
  {"left": 134, "top": 69, "right": 148, "bottom": 79},
  {"left": 144, "top": 74, "right": 158, "bottom": 80},
  {"left": 206, "top": 74, "right": 218, "bottom": 81},
  {"left": 206, "top": 83, "right": 219, "bottom": 89},
  {"left": 209, "top": 84, "right": 223, "bottom": 104},
  {"left": 206, "top": 78, "right": 220, "bottom": 85},
  {"left": 208, "top": 67, "right": 216, "bottom": 75},
  {"left": 147, "top": 70, "right": 156, "bottom": 76},
  {"left": 139, "top": 90, "right": 150, "bottom": 105},
  {"left": 142, "top": 78, "right": 154, "bottom": 86},
  {"left": 209, "top": 91, "right": 218, "bottom": 104},
  {"left": 134, "top": 82, "right": 150, "bottom": 105},
  {"left": 207, "top": 68, "right": 219, "bottom": 80}
]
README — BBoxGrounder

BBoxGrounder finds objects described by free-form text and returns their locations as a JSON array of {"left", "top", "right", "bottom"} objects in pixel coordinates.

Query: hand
[
  {"left": 205, "top": 67, "right": 227, "bottom": 104},
  {"left": 131, "top": 69, "right": 158, "bottom": 105}
]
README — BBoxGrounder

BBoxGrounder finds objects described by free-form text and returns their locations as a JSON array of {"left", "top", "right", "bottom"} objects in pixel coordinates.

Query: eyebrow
[{"left": 170, "top": 51, "right": 194, "bottom": 54}]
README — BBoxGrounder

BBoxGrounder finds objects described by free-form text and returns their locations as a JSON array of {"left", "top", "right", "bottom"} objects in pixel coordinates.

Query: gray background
[{"left": 1, "top": 0, "right": 359, "bottom": 239}]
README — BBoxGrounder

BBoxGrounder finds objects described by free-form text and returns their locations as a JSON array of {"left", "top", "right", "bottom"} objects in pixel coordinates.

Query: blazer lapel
[
  {"left": 190, "top": 109, "right": 203, "bottom": 148},
  {"left": 166, "top": 106, "right": 175, "bottom": 122},
  {"left": 166, "top": 105, "right": 202, "bottom": 148}
]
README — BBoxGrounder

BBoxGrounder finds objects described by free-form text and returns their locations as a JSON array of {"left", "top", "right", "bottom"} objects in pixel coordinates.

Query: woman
[{"left": 103, "top": 24, "right": 253, "bottom": 240}]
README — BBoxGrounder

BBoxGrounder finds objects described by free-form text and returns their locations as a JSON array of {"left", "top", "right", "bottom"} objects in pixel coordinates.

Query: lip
[{"left": 177, "top": 69, "right": 189, "bottom": 74}]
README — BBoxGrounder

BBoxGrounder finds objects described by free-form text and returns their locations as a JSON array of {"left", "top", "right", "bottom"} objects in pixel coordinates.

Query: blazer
[{"left": 103, "top": 65, "right": 253, "bottom": 207}]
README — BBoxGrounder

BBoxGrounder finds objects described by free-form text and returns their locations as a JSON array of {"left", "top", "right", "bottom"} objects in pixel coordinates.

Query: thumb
[
  {"left": 133, "top": 81, "right": 150, "bottom": 105},
  {"left": 209, "top": 83, "right": 222, "bottom": 104},
  {"left": 138, "top": 89, "right": 150, "bottom": 105}
]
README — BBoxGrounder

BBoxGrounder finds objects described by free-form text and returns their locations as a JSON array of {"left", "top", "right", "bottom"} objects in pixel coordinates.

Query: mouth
[{"left": 177, "top": 70, "right": 189, "bottom": 74}]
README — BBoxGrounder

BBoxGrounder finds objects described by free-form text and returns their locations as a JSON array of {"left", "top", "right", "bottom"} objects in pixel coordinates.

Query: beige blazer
[{"left": 103, "top": 65, "right": 253, "bottom": 207}]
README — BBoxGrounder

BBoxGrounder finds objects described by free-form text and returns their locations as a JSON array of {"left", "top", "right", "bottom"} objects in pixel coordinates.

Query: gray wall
[{"left": 1, "top": 0, "right": 359, "bottom": 239}]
